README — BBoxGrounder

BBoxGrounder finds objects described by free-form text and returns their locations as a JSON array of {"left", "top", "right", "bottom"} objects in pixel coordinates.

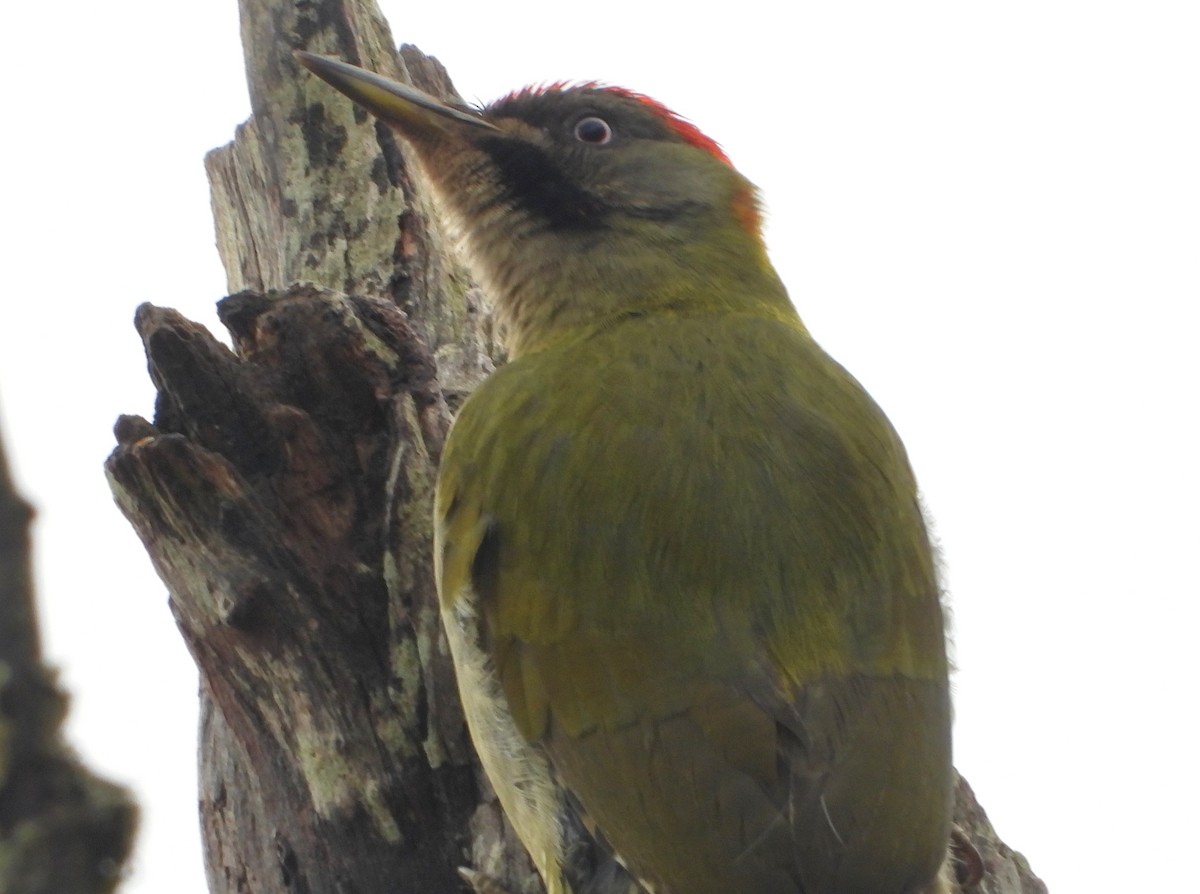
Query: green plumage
[
  {"left": 438, "top": 311, "right": 951, "bottom": 893},
  {"left": 295, "top": 51, "right": 954, "bottom": 894}
]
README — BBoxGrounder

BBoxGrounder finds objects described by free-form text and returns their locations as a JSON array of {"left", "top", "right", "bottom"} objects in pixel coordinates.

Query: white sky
[{"left": 2, "top": 2, "right": 1197, "bottom": 893}]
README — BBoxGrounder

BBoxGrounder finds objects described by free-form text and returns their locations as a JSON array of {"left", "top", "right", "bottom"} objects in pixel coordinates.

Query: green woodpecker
[{"left": 298, "top": 52, "right": 953, "bottom": 894}]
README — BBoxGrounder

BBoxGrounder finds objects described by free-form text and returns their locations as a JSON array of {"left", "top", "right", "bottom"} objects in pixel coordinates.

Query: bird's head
[{"left": 297, "top": 52, "right": 790, "bottom": 355}]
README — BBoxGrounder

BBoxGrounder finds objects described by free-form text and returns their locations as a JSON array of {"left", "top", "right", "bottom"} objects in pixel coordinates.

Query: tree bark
[
  {"left": 104, "top": 0, "right": 1047, "bottom": 892},
  {"left": 0, "top": 425, "right": 138, "bottom": 894}
]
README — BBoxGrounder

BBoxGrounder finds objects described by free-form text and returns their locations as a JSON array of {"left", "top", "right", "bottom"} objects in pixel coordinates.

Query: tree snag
[{"left": 104, "top": 0, "right": 1047, "bottom": 892}]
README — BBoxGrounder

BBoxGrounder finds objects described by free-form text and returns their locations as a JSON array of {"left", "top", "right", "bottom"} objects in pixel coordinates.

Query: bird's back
[{"left": 437, "top": 309, "right": 951, "bottom": 894}]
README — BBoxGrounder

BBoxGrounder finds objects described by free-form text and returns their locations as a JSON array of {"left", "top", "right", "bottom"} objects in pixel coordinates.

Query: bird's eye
[{"left": 573, "top": 116, "right": 613, "bottom": 145}]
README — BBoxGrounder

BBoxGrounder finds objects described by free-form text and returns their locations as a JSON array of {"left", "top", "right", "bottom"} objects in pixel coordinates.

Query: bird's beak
[{"left": 295, "top": 51, "right": 498, "bottom": 137}]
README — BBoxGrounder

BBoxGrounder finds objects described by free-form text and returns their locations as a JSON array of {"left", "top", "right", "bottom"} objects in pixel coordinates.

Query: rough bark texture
[
  {"left": 0, "top": 426, "right": 138, "bottom": 894},
  {"left": 103, "top": 0, "right": 1047, "bottom": 892},
  {"left": 953, "top": 776, "right": 1047, "bottom": 894},
  {"left": 107, "top": 0, "right": 520, "bottom": 889}
]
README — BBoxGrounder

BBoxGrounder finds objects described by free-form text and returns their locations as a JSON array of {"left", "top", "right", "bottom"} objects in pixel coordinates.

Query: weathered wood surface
[
  {"left": 107, "top": 0, "right": 520, "bottom": 889},
  {"left": 104, "top": 0, "right": 1047, "bottom": 891}
]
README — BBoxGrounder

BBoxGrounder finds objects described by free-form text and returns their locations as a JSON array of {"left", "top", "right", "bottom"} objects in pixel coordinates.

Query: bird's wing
[{"left": 436, "top": 315, "right": 950, "bottom": 892}]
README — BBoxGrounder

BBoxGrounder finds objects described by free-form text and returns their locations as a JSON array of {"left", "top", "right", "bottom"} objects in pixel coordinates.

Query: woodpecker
[{"left": 298, "top": 51, "right": 953, "bottom": 894}]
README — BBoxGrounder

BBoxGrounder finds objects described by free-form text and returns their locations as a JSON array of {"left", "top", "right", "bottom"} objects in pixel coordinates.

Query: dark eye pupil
[{"left": 574, "top": 117, "right": 612, "bottom": 144}]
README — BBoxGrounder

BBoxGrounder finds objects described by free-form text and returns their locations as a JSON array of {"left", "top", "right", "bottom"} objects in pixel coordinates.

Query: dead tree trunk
[
  {"left": 104, "top": 1, "right": 1047, "bottom": 892},
  {"left": 0, "top": 424, "right": 138, "bottom": 894}
]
